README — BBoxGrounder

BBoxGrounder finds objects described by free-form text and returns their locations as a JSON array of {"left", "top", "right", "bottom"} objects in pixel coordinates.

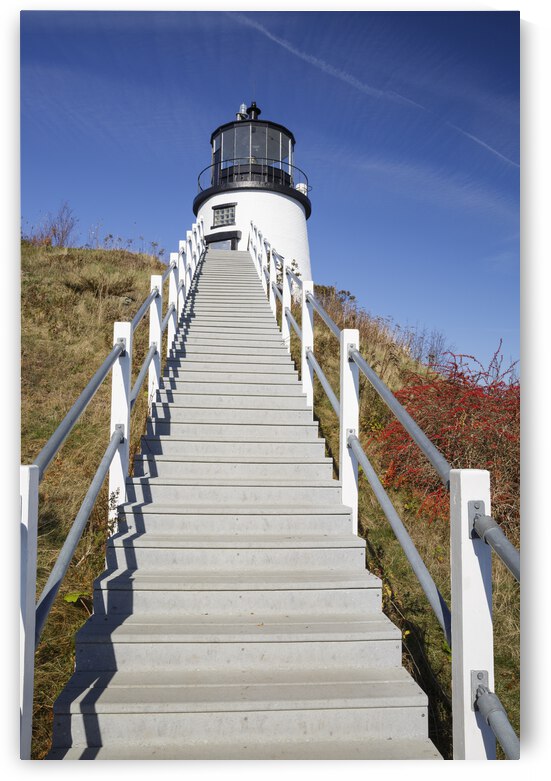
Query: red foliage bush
[{"left": 371, "top": 344, "right": 520, "bottom": 542}]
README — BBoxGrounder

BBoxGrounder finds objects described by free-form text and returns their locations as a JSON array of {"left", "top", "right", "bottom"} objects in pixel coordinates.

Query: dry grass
[{"left": 21, "top": 241, "right": 168, "bottom": 758}]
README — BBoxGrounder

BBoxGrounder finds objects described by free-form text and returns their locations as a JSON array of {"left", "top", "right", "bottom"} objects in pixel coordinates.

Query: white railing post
[
  {"left": 281, "top": 256, "right": 291, "bottom": 351},
  {"left": 148, "top": 275, "right": 162, "bottom": 411},
  {"left": 450, "top": 468, "right": 496, "bottom": 759},
  {"left": 167, "top": 254, "right": 178, "bottom": 357},
  {"left": 301, "top": 280, "right": 314, "bottom": 408},
  {"left": 268, "top": 246, "right": 276, "bottom": 317},
  {"left": 178, "top": 240, "right": 187, "bottom": 319},
  {"left": 339, "top": 329, "right": 360, "bottom": 534},
  {"left": 186, "top": 231, "right": 194, "bottom": 289},
  {"left": 259, "top": 234, "right": 268, "bottom": 295},
  {"left": 20, "top": 464, "right": 39, "bottom": 759},
  {"left": 108, "top": 321, "right": 132, "bottom": 522}
]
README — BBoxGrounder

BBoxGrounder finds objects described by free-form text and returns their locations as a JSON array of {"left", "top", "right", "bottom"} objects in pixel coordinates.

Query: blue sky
[{"left": 20, "top": 9, "right": 520, "bottom": 368}]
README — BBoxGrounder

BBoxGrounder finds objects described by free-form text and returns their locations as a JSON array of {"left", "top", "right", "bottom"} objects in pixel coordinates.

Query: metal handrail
[
  {"left": 348, "top": 433, "right": 452, "bottom": 644},
  {"left": 161, "top": 259, "right": 176, "bottom": 282},
  {"left": 473, "top": 514, "right": 520, "bottom": 582},
  {"left": 263, "top": 266, "right": 270, "bottom": 283},
  {"left": 131, "top": 287, "right": 159, "bottom": 332},
  {"left": 130, "top": 344, "right": 158, "bottom": 410},
  {"left": 349, "top": 347, "right": 452, "bottom": 487},
  {"left": 306, "top": 349, "right": 339, "bottom": 417},
  {"left": 197, "top": 157, "right": 310, "bottom": 193},
  {"left": 33, "top": 342, "right": 125, "bottom": 481},
  {"left": 306, "top": 291, "right": 341, "bottom": 339},
  {"left": 285, "top": 267, "right": 302, "bottom": 288},
  {"left": 285, "top": 307, "right": 302, "bottom": 340},
  {"left": 161, "top": 303, "right": 176, "bottom": 334},
  {"left": 475, "top": 687, "right": 520, "bottom": 760},
  {"left": 272, "top": 281, "right": 283, "bottom": 304},
  {"left": 34, "top": 428, "right": 124, "bottom": 643}
]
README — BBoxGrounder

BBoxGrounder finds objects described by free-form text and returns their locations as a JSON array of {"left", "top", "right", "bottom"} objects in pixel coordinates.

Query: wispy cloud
[
  {"left": 228, "top": 12, "right": 425, "bottom": 109},
  {"left": 446, "top": 122, "right": 519, "bottom": 169},
  {"left": 354, "top": 156, "right": 518, "bottom": 220},
  {"left": 229, "top": 12, "right": 519, "bottom": 170}
]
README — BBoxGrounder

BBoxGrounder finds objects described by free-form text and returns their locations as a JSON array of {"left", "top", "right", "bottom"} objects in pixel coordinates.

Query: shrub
[{"left": 371, "top": 343, "right": 520, "bottom": 543}]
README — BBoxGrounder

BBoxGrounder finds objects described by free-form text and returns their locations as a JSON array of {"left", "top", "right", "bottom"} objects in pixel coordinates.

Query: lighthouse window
[{"left": 212, "top": 204, "right": 236, "bottom": 227}]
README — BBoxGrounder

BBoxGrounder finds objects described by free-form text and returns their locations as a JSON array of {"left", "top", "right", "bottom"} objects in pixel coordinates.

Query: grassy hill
[
  {"left": 21, "top": 242, "right": 519, "bottom": 759},
  {"left": 21, "top": 241, "right": 167, "bottom": 758}
]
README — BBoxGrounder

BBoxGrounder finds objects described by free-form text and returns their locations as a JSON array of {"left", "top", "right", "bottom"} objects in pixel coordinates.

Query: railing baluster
[
  {"left": 281, "top": 255, "right": 291, "bottom": 351},
  {"left": 20, "top": 464, "right": 39, "bottom": 759},
  {"left": 301, "top": 280, "right": 314, "bottom": 408},
  {"left": 108, "top": 322, "right": 132, "bottom": 522},
  {"left": 166, "top": 255, "right": 178, "bottom": 357},
  {"left": 340, "top": 330, "right": 360, "bottom": 534},
  {"left": 148, "top": 275, "right": 162, "bottom": 412},
  {"left": 178, "top": 240, "right": 187, "bottom": 319},
  {"left": 450, "top": 469, "right": 496, "bottom": 759},
  {"left": 268, "top": 246, "right": 276, "bottom": 317}
]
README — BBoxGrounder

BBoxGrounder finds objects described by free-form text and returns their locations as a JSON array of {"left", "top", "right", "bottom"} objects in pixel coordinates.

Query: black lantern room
[{"left": 193, "top": 102, "right": 311, "bottom": 218}]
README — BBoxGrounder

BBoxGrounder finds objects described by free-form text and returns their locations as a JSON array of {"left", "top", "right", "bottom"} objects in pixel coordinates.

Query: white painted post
[
  {"left": 108, "top": 322, "right": 132, "bottom": 522},
  {"left": 148, "top": 275, "right": 162, "bottom": 412},
  {"left": 339, "top": 329, "right": 360, "bottom": 534},
  {"left": 301, "top": 280, "right": 314, "bottom": 408},
  {"left": 20, "top": 464, "right": 39, "bottom": 759},
  {"left": 268, "top": 247, "right": 276, "bottom": 317},
  {"left": 186, "top": 231, "right": 194, "bottom": 289},
  {"left": 166, "top": 255, "right": 178, "bottom": 357},
  {"left": 281, "top": 255, "right": 291, "bottom": 351},
  {"left": 177, "top": 241, "right": 186, "bottom": 319},
  {"left": 259, "top": 234, "right": 268, "bottom": 295},
  {"left": 450, "top": 469, "right": 496, "bottom": 759}
]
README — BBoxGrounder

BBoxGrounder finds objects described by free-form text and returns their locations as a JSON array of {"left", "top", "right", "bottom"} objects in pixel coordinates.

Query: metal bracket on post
[
  {"left": 471, "top": 670, "right": 489, "bottom": 710},
  {"left": 468, "top": 500, "right": 486, "bottom": 538},
  {"left": 116, "top": 336, "right": 126, "bottom": 355},
  {"left": 346, "top": 428, "right": 356, "bottom": 446}
]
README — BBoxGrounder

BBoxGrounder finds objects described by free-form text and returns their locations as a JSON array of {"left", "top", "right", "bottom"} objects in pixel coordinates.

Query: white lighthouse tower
[{"left": 193, "top": 101, "right": 312, "bottom": 279}]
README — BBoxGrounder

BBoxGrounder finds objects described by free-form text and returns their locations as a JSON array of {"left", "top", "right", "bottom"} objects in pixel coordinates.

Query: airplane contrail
[{"left": 229, "top": 12, "right": 519, "bottom": 170}]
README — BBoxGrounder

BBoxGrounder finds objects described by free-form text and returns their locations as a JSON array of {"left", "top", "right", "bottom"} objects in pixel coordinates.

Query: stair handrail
[
  {"left": 248, "top": 220, "right": 520, "bottom": 760},
  {"left": 20, "top": 218, "right": 205, "bottom": 759}
]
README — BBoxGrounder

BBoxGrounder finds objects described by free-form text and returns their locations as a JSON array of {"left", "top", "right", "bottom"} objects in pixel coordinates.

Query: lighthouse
[{"left": 192, "top": 101, "right": 312, "bottom": 279}]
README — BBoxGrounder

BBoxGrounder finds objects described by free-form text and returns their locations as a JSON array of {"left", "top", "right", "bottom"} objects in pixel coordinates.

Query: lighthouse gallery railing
[
  {"left": 248, "top": 220, "right": 520, "bottom": 761},
  {"left": 19, "top": 220, "right": 206, "bottom": 759}
]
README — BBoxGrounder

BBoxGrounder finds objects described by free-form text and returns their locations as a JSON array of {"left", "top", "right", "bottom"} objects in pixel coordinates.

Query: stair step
[
  {"left": 159, "top": 380, "right": 305, "bottom": 396},
  {"left": 74, "top": 614, "right": 404, "bottom": 672},
  {"left": 144, "top": 421, "right": 319, "bottom": 441},
  {"left": 154, "top": 391, "right": 307, "bottom": 409},
  {"left": 48, "top": 738, "right": 442, "bottom": 760},
  {"left": 94, "top": 569, "right": 380, "bottom": 616},
  {"left": 133, "top": 455, "right": 332, "bottom": 480},
  {"left": 165, "top": 359, "right": 296, "bottom": 374},
  {"left": 125, "top": 478, "right": 342, "bottom": 505},
  {"left": 105, "top": 530, "right": 365, "bottom": 572},
  {"left": 149, "top": 406, "right": 313, "bottom": 425},
  {"left": 139, "top": 438, "right": 327, "bottom": 457},
  {"left": 163, "top": 371, "right": 301, "bottom": 385},
  {"left": 119, "top": 505, "right": 352, "bottom": 535},
  {"left": 170, "top": 348, "right": 290, "bottom": 361}
]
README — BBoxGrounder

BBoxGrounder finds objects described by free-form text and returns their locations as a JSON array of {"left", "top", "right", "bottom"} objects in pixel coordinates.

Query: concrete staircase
[{"left": 47, "top": 249, "right": 441, "bottom": 760}]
